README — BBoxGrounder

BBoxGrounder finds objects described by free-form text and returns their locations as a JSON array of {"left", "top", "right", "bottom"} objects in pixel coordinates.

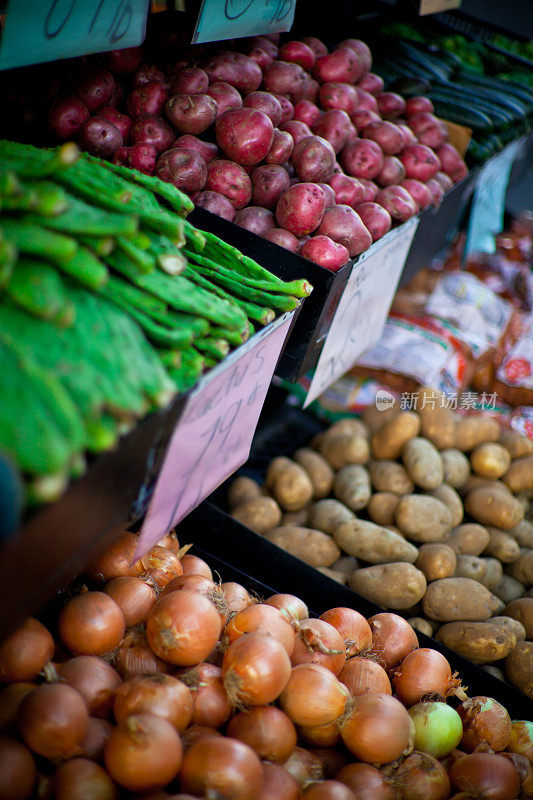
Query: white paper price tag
[{"left": 304, "top": 219, "right": 419, "bottom": 407}]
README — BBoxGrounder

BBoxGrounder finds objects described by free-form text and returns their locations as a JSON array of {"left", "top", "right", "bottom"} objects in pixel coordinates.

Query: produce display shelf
[{"left": 177, "top": 501, "right": 533, "bottom": 720}]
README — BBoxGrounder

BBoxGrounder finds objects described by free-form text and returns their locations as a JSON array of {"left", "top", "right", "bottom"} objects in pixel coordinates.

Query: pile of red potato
[{"left": 47, "top": 35, "right": 468, "bottom": 270}]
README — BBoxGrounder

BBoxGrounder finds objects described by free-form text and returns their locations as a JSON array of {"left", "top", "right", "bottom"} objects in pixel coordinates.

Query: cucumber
[
  {"left": 393, "top": 40, "right": 452, "bottom": 82},
  {"left": 426, "top": 97, "right": 494, "bottom": 132},
  {"left": 428, "top": 87, "right": 515, "bottom": 130},
  {"left": 445, "top": 79, "right": 530, "bottom": 119},
  {"left": 390, "top": 77, "right": 432, "bottom": 97}
]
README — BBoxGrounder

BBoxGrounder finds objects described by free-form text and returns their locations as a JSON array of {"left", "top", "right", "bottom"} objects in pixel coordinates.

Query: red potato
[
  {"left": 376, "top": 92, "right": 406, "bottom": 119},
  {"left": 265, "top": 129, "right": 294, "bottom": 165},
  {"left": 376, "top": 185, "right": 418, "bottom": 222},
  {"left": 75, "top": 69, "right": 115, "bottom": 112},
  {"left": 170, "top": 67, "right": 209, "bottom": 95},
  {"left": 318, "top": 203, "right": 372, "bottom": 256},
  {"left": 193, "top": 190, "right": 236, "bottom": 221},
  {"left": 262, "top": 228, "right": 299, "bottom": 252},
  {"left": 109, "top": 81, "right": 124, "bottom": 109},
  {"left": 338, "top": 39, "right": 372, "bottom": 73},
  {"left": 436, "top": 143, "right": 467, "bottom": 182},
  {"left": 251, "top": 164, "right": 291, "bottom": 209},
  {"left": 301, "top": 235, "right": 351, "bottom": 270},
  {"left": 244, "top": 92, "right": 283, "bottom": 126},
  {"left": 354, "top": 88, "right": 378, "bottom": 113},
  {"left": 216, "top": 107, "right": 274, "bottom": 166},
  {"left": 281, "top": 120, "right": 313, "bottom": 145},
  {"left": 362, "top": 120, "right": 404, "bottom": 155},
  {"left": 272, "top": 94, "right": 295, "bottom": 124},
  {"left": 313, "top": 47, "right": 365, "bottom": 84},
  {"left": 206, "top": 159, "right": 252, "bottom": 209},
  {"left": 400, "top": 143, "right": 440, "bottom": 181},
  {"left": 433, "top": 171, "right": 454, "bottom": 192},
  {"left": 319, "top": 83, "right": 359, "bottom": 116},
  {"left": 234, "top": 206, "right": 276, "bottom": 235},
  {"left": 124, "top": 144, "right": 157, "bottom": 175},
  {"left": 450, "top": 162, "right": 468, "bottom": 183},
  {"left": 301, "top": 37, "right": 328, "bottom": 58},
  {"left": 108, "top": 46, "right": 143, "bottom": 74},
  {"left": 356, "top": 201, "right": 392, "bottom": 241},
  {"left": 346, "top": 124, "right": 359, "bottom": 144},
  {"left": 156, "top": 148, "right": 207, "bottom": 193},
  {"left": 312, "top": 109, "right": 352, "bottom": 154},
  {"left": 328, "top": 173, "right": 365, "bottom": 207},
  {"left": 396, "top": 122, "right": 418, "bottom": 145},
  {"left": 206, "top": 82, "right": 243, "bottom": 118},
  {"left": 356, "top": 178, "right": 378, "bottom": 203},
  {"left": 130, "top": 115, "right": 174, "bottom": 153},
  {"left": 291, "top": 135, "right": 336, "bottom": 182},
  {"left": 376, "top": 155, "right": 406, "bottom": 187},
  {"left": 203, "top": 51, "right": 262, "bottom": 93},
  {"left": 247, "top": 46, "right": 274, "bottom": 70},
  {"left": 48, "top": 97, "right": 89, "bottom": 139},
  {"left": 246, "top": 36, "right": 279, "bottom": 60},
  {"left": 275, "top": 183, "right": 326, "bottom": 236},
  {"left": 341, "top": 139, "right": 384, "bottom": 180},
  {"left": 293, "top": 100, "right": 322, "bottom": 128},
  {"left": 172, "top": 135, "right": 218, "bottom": 164},
  {"left": 400, "top": 178, "right": 432, "bottom": 210},
  {"left": 317, "top": 182, "right": 337, "bottom": 209},
  {"left": 357, "top": 73, "right": 385, "bottom": 96},
  {"left": 96, "top": 107, "right": 132, "bottom": 142},
  {"left": 406, "top": 96, "right": 434, "bottom": 117},
  {"left": 302, "top": 77, "right": 320, "bottom": 103},
  {"left": 409, "top": 113, "right": 448, "bottom": 149},
  {"left": 127, "top": 82, "right": 168, "bottom": 118},
  {"left": 351, "top": 109, "right": 380, "bottom": 132},
  {"left": 426, "top": 177, "right": 444, "bottom": 205},
  {"left": 78, "top": 117, "right": 122, "bottom": 157},
  {"left": 133, "top": 64, "right": 166, "bottom": 87},
  {"left": 165, "top": 93, "right": 218, "bottom": 135},
  {"left": 263, "top": 61, "right": 309, "bottom": 104},
  {"left": 112, "top": 146, "right": 129, "bottom": 166},
  {"left": 284, "top": 161, "right": 296, "bottom": 178},
  {"left": 279, "top": 41, "right": 316, "bottom": 71}
]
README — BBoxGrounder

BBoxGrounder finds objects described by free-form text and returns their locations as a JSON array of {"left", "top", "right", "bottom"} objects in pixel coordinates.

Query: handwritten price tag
[
  {"left": 0, "top": 0, "right": 149, "bottom": 71},
  {"left": 192, "top": 0, "right": 296, "bottom": 44},
  {"left": 464, "top": 138, "right": 525, "bottom": 259},
  {"left": 419, "top": 0, "right": 461, "bottom": 14},
  {"left": 137, "top": 310, "right": 295, "bottom": 556},
  {"left": 304, "top": 219, "right": 419, "bottom": 408}
]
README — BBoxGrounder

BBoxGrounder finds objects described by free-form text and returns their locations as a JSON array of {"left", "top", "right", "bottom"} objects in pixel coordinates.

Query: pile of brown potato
[{"left": 227, "top": 389, "right": 533, "bottom": 698}]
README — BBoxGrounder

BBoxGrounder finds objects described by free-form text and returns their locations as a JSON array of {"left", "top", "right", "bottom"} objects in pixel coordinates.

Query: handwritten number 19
[
  {"left": 45, "top": 0, "right": 74, "bottom": 38},
  {"left": 44, "top": 0, "right": 133, "bottom": 43}
]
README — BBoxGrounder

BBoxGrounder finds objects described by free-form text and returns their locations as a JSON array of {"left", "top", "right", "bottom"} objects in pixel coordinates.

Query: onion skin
[
  {"left": 338, "top": 657, "right": 391, "bottom": 697},
  {"left": 450, "top": 752, "right": 521, "bottom": 800},
  {"left": 457, "top": 696, "right": 511, "bottom": 753},
  {"left": 134, "top": 546, "right": 183, "bottom": 588},
  {"left": 257, "top": 762, "right": 301, "bottom": 800},
  {"left": 112, "top": 627, "right": 172, "bottom": 680},
  {"left": 501, "top": 753, "right": 533, "bottom": 798},
  {"left": 146, "top": 590, "right": 222, "bottom": 666},
  {"left": 179, "top": 736, "right": 263, "bottom": 800},
  {"left": 17, "top": 683, "right": 88, "bottom": 760},
  {"left": 80, "top": 717, "right": 113, "bottom": 761},
  {"left": 393, "top": 751, "right": 450, "bottom": 800},
  {"left": 409, "top": 701, "right": 463, "bottom": 759},
  {"left": 291, "top": 619, "right": 346, "bottom": 675},
  {"left": 507, "top": 720, "right": 533, "bottom": 762},
  {"left": 0, "top": 735, "right": 36, "bottom": 800},
  {"left": 223, "top": 632, "right": 292, "bottom": 706},
  {"left": 86, "top": 532, "right": 139, "bottom": 582},
  {"left": 279, "top": 663, "right": 349, "bottom": 728},
  {"left": 51, "top": 758, "right": 117, "bottom": 800},
  {"left": 319, "top": 607, "right": 372, "bottom": 657},
  {"left": 336, "top": 763, "right": 396, "bottom": 800},
  {"left": 180, "top": 555, "right": 213, "bottom": 580},
  {"left": 283, "top": 746, "right": 325, "bottom": 787},
  {"left": 0, "top": 683, "right": 35, "bottom": 733},
  {"left": 104, "top": 712, "right": 182, "bottom": 792},
  {"left": 266, "top": 593, "right": 309, "bottom": 623},
  {"left": 303, "top": 780, "right": 356, "bottom": 799},
  {"left": 225, "top": 603, "right": 296, "bottom": 656},
  {"left": 367, "top": 613, "right": 419, "bottom": 671},
  {"left": 220, "top": 582, "right": 253, "bottom": 613},
  {"left": 299, "top": 721, "right": 341, "bottom": 747},
  {"left": 180, "top": 663, "right": 231, "bottom": 729},
  {"left": 58, "top": 656, "right": 122, "bottom": 718},
  {"left": 393, "top": 648, "right": 463, "bottom": 707},
  {"left": 340, "top": 693, "right": 414, "bottom": 764},
  {"left": 181, "top": 724, "right": 223, "bottom": 752},
  {"left": 160, "top": 576, "right": 228, "bottom": 626},
  {"left": 227, "top": 706, "right": 297, "bottom": 763},
  {"left": 308, "top": 746, "right": 350, "bottom": 779},
  {"left": 113, "top": 674, "right": 193, "bottom": 731},
  {"left": 0, "top": 619, "right": 54, "bottom": 683},
  {"left": 58, "top": 592, "right": 125, "bottom": 656},
  {"left": 104, "top": 577, "right": 158, "bottom": 627}
]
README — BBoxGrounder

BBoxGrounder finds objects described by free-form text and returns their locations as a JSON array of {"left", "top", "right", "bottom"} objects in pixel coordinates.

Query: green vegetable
[{"left": 5, "top": 257, "right": 74, "bottom": 326}]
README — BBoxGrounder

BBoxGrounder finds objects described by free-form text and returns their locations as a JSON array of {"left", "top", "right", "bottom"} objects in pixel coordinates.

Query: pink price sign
[{"left": 136, "top": 310, "right": 295, "bottom": 557}]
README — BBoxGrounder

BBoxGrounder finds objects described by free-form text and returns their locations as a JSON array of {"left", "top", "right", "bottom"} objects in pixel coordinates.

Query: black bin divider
[{"left": 178, "top": 503, "right": 533, "bottom": 719}]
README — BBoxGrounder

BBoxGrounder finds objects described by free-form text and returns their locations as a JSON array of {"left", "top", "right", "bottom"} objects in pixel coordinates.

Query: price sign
[
  {"left": 137, "top": 310, "right": 295, "bottom": 556},
  {"left": 419, "top": 0, "right": 461, "bottom": 14},
  {"left": 192, "top": 0, "right": 296, "bottom": 44},
  {"left": 0, "top": 0, "right": 149, "bottom": 71},
  {"left": 304, "top": 219, "right": 419, "bottom": 408},
  {"left": 464, "top": 138, "right": 525, "bottom": 259}
]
